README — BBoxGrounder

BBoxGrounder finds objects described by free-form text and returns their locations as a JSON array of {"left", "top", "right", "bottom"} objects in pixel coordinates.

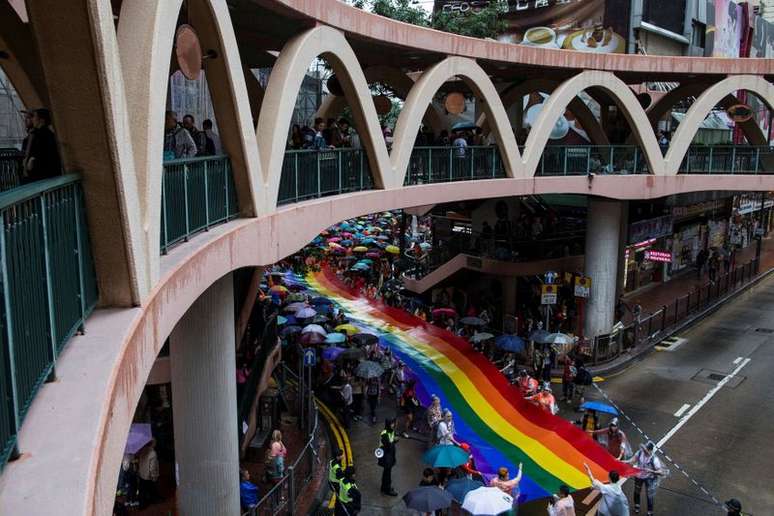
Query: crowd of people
[{"left": 163, "top": 110, "right": 222, "bottom": 160}]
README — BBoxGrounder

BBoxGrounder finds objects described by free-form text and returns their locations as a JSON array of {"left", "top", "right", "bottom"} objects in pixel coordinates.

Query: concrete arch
[
  {"left": 476, "top": 79, "right": 610, "bottom": 146},
  {"left": 524, "top": 71, "right": 664, "bottom": 175},
  {"left": 257, "top": 25, "right": 392, "bottom": 204},
  {"left": 392, "top": 56, "right": 522, "bottom": 184},
  {"left": 118, "top": 0, "right": 262, "bottom": 283},
  {"left": 665, "top": 76, "right": 774, "bottom": 174}
]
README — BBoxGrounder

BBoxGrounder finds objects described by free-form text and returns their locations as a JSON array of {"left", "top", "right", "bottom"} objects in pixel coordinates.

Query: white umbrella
[
  {"left": 461, "top": 487, "right": 513, "bottom": 515},
  {"left": 301, "top": 324, "right": 327, "bottom": 336},
  {"left": 284, "top": 302, "right": 308, "bottom": 313},
  {"left": 295, "top": 307, "right": 317, "bottom": 319}
]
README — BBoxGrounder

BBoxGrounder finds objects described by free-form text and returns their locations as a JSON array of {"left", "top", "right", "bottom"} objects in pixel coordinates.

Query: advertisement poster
[{"left": 707, "top": 0, "right": 743, "bottom": 58}]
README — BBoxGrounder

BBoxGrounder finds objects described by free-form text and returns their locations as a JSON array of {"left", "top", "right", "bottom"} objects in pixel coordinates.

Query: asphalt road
[{"left": 583, "top": 273, "right": 774, "bottom": 515}]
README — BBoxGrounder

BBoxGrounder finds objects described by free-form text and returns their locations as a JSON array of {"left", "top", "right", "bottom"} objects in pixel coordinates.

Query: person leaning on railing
[{"left": 20, "top": 108, "right": 62, "bottom": 185}]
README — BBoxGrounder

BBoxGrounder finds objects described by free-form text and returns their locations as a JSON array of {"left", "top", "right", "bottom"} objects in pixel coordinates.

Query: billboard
[
  {"left": 706, "top": 0, "right": 743, "bottom": 58},
  {"left": 435, "top": 0, "right": 628, "bottom": 53}
]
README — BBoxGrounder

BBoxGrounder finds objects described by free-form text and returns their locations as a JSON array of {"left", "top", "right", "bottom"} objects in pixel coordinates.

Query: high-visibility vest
[
  {"left": 380, "top": 429, "right": 395, "bottom": 446},
  {"left": 339, "top": 480, "right": 356, "bottom": 504},
  {"left": 328, "top": 459, "right": 343, "bottom": 484}
]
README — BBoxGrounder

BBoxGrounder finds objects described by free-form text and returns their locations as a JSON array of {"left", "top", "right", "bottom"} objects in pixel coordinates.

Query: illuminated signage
[{"left": 644, "top": 250, "right": 672, "bottom": 263}]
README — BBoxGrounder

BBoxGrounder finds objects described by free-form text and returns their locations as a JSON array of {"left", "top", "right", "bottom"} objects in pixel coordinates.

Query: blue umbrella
[
  {"left": 422, "top": 444, "right": 470, "bottom": 468},
  {"left": 340, "top": 239, "right": 353, "bottom": 247},
  {"left": 495, "top": 334, "right": 526, "bottom": 353},
  {"left": 277, "top": 316, "right": 288, "bottom": 326},
  {"left": 580, "top": 401, "right": 618, "bottom": 416},
  {"left": 446, "top": 477, "right": 484, "bottom": 504},
  {"left": 325, "top": 332, "right": 347, "bottom": 344},
  {"left": 282, "top": 314, "right": 297, "bottom": 326},
  {"left": 310, "top": 296, "right": 333, "bottom": 306},
  {"left": 529, "top": 329, "right": 551, "bottom": 343},
  {"left": 322, "top": 346, "right": 345, "bottom": 361},
  {"left": 280, "top": 325, "right": 302, "bottom": 337},
  {"left": 402, "top": 486, "right": 454, "bottom": 512}
]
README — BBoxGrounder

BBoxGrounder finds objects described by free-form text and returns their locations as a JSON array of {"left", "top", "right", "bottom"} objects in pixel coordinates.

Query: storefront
[
  {"left": 670, "top": 198, "right": 731, "bottom": 273},
  {"left": 729, "top": 193, "right": 774, "bottom": 249},
  {"left": 623, "top": 215, "right": 673, "bottom": 292}
]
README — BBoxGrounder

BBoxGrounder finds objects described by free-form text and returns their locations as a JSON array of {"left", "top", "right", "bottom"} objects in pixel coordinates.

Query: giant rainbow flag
[{"left": 301, "top": 267, "right": 634, "bottom": 502}]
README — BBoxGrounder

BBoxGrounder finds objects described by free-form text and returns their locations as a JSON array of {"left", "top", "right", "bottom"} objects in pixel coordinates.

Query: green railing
[
  {"left": 404, "top": 146, "right": 507, "bottom": 185},
  {"left": 537, "top": 145, "right": 648, "bottom": 175},
  {"left": 278, "top": 149, "right": 375, "bottom": 205},
  {"left": 0, "top": 149, "right": 22, "bottom": 192},
  {"left": 680, "top": 145, "right": 774, "bottom": 174},
  {"left": 0, "top": 175, "right": 98, "bottom": 471},
  {"left": 160, "top": 155, "right": 239, "bottom": 254}
]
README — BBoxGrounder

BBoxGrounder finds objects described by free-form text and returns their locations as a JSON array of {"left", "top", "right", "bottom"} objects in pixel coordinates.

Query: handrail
[
  {"left": 163, "top": 153, "right": 229, "bottom": 165},
  {"left": 0, "top": 174, "right": 81, "bottom": 210}
]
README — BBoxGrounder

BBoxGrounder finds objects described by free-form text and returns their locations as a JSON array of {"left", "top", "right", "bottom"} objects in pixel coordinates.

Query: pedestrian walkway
[{"left": 624, "top": 238, "right": 774, "bottom": 316}]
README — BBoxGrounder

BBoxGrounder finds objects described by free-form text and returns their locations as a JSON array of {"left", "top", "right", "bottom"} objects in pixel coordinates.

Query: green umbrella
[{"left": 422, "top": 444, "right": 469, "bottom": 468}]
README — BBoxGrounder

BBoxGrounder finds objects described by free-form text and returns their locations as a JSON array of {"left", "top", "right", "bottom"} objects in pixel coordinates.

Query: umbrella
[
  {"left": 325, "top": 332, "right": 347, "bottom": 344},
  {"left": 529, "top": 329, "right": 551, "bottom": 343},
  {"left": 340, "top": 239, "right": 353, "bottom": 247},
  {"left": 287, "top": 292, "right": 306, "bottom": 302},
  {"left": 495, "top": 334, "right": 526, "bottom": 353},
  {"left": 452, "top": 120, "right": 478, "bottom": 131},
  {"left": 432, "top": 307, "right": 457, "bottom": 319},
  {"left": 339, "top": 348, "right": 365, "bottom": 361},
  {"left": 350, "top": 263, "right": 370, "bottom": 271},
  {"left": 422, "top": 444, "right": 470, "bottom": 468},
  {"left": 543, "top": 332, "right": 574, "bottom": 345},
  {"left": 125, "top": 423, "right": 153, "bottom": 454},
  {"left": 280, "top": 325, "right": 302, "bottom": 337},
  {"left": 281, "top": 315, "right": 298, "bottom": 326},
  {"left": 353, "top": 246, "right": 368, "bottom": 253},
  {"left": 461, "top": 487, "right": 514, "bottom": 516},
  {"left": 295, "top": 307, "right": 317, "bottom": 319},
  {"left": 580, "top": 401, "right": 618, "bottom": 416},
  {"left": 365, "top": 251, "right": 381, "bottom": 259},
  {"left": 385, "top": 245, "right": 400, "bottom": 255},
  {"left": 322, "top": 346, "right": 345, "bottom": 361},
  {"left": 277, "top": 316, "right": 288, "bottom": 326},
  {"left": 446, "top": 477, "right": 484, "bottom": 504},
  {"left": 302, "top": 324, "right": 327, "bottom": 336},
  {"left": 310, "top": 296, "right": 333, "bottom": 306},
  {"left": 327, "top": 236, "right": 341, "bottom": 243},
  {"left": 335, "top": 324, "right": 359, "bottom": 336},
  {"left": 300, "top": 332, "right": 326, "bottom": 345},
  {"left": 460, "top": 316, "right": 486, "bottom": 327},
  {"left": 403, "top": 486, "right": 454, "bottom": 513},
  {"left": 419, "top": 242, "right": 432, "bottom": 250},
  {"left": 470, "top": 332, "right": 494, "bottom": 344},
  {"left": 284, "top": 302, "right": 308, "bottom": 313},
  {"left": 312, "top": 314, "right": 330, "bottom": 324},
  {"left": 351, "top": 333, "right": 379, "bottom": 347},
  {"left": 354, "top": 360, "right": 384, "bottom": 379},
  {"left": 270, "top": 285, "right": 288, "bottom": 294}
]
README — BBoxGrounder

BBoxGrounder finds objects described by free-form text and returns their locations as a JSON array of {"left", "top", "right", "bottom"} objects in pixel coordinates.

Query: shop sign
[
  {"left": 541, "top": 284, "right": 557, "bottom": 305},
  {"left": 628, "top": 216, "right": 673, "bottom": 244},
  {"left": 644, "top": 250, "right": 672, "bottom": 263},
  {"left": 574, "top": 276, "right": 591, "bottom": 298},
  {"left": 735, "top": 195, "right": 774, "bottom": 215},
  {"left": 671, "top": 199, "right": 726, "bottom": 219}
]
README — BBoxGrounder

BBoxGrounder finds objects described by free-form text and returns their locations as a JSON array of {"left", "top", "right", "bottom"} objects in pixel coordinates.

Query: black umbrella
[
  {"left": 280, "top": 325, "right": 302, "bottom": 337},
  {"left": 402, "top": 486, "right": 453, "bottom": 512},
  {"left": 460, "top": 316, "right": 485, "bottom": 327},
  {"left": 338, "top": 348, "right": 365, "bottom": 361},
  {"left": 351, "top": 333, "right": 379, "bottom": 347}
]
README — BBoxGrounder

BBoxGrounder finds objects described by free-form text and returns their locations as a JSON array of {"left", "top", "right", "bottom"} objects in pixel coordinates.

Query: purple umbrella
[{"left": 125, "top": 423, "right": 152, "bottom": 455}]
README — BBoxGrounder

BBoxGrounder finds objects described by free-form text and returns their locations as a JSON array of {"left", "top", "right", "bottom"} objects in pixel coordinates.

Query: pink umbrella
[{"left": 327, "top": 237, "right": 341, "bottom": 243}]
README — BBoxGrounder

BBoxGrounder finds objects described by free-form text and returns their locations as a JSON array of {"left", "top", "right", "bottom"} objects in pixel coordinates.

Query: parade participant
[
  {"left": 398, "top": 379, "right": 420, "bottom": 438},
  {"left": 725, "top": 498, "right": 742, "bottom": 516},
  {"left": 459, "top": 442, "right": 482, "bottom": 481},
  {"left": 336, "top": 466, "right": 361, "bottom": 516},
  {"left": 581, "top": 409, "right": 599, "bottom": 441},
  {"left": 625, "top": 441, "right": 664, "bottom": 516},
  {"left": 517, "top": 369, "right": 539, "bottom": 397},
  {"left": 419, "top": 468, "right": 438, "bottom": 486},
  {"left": 328, "top": 448, "right": 346, "bottom": 496},
  {"left": 583, "top": 464, "right": 629, "bottom": 516},
  {"left": 490, "top": 464, "right": 523, "bottom": 501},
  {"left": 548, "top": 484, "right": 576, "bottom": 516},
  {"left": 426, "top": 395, "right": 443, "bottom": 444},
  {"left": 436, "top": 409, "right": 459, "bottom": 446},
  {"left": 526, "top": 385, "right": 557, "bottom": 414},
  {"left": 561, "top": 356, "right": 576, "bottom": 402},
  {"left": 593, "top": 418, "right": 629, "bottom": 460},
  {"left": 378, "top": 418, "right": 399, "bottom": 496}
]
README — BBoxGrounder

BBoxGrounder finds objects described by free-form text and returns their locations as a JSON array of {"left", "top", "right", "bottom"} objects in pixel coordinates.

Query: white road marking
[
  {"left": 657, "top": 358, "right": 751, "bottom": 449},
  {"left": 673, "top": 403, "right": 691, "bottom": 417},
  {"left": 732, "top": 356, "right": 743, "bottom": 365},
  {"left": 656, "top": 336, "right": 688, "bottom": 351}
]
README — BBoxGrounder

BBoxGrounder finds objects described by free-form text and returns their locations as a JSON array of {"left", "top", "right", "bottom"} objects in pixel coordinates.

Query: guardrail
[
  {"left": 0, "top": 175, "right": 98, "bottom": 471},
  {"left": 405, "top": 145, "right": 507, "bottom": 185},
  {"left": 589, "top": 258, "right": 760, "bottom": 364},
  {"left": 160, "top": 155, "right": 239, "bottom": 254},
  {"left": 278, "top": 149, "right": 375, "bottom": 205}
]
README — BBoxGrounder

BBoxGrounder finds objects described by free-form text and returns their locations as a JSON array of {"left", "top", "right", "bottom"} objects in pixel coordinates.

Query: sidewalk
[{"left": 623, "top": 237, "right": 774, "bottom": 316}]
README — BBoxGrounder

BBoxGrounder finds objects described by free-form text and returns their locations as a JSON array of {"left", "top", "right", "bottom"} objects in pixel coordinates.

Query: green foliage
[
  {"left": 352, "top": 0, "right": 429, "bottom": 26},
  {"left": 431, "top": 1, "right": 508, "bottom": 39}
]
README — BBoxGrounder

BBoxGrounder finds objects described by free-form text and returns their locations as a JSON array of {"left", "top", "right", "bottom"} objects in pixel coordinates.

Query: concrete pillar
[
  {"left": 584, "top": 198, "right": 624, "bottom": 338},
  {"left": 170, "top": 274, "right": 240, "bottom": 516},
  {"left": 502, "top": 275, "right": 518, "bottom": 317},
  {"left": 615, "top": 201, "right": 629, "bottom": 302}
]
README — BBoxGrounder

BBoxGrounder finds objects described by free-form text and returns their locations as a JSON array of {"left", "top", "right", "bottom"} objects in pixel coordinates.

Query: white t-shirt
[
  {"left": 437, "top": 420, "right": 454, "bottom": 445},
  {"left": 341, "top": 383, "right": 353, "bottom": 406}
]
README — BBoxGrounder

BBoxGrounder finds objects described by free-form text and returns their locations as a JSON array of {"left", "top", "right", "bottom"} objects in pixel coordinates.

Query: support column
[
  {"left": 501, "top": 275, "right": 517, "bottom": 318},
  {"left": 615, "top": 201, "right": 629, "bottom": 301},
  {"left": 585, "top": 198, "right": 623, "bottom": 338},
  {"left": 170, "top": 274, "right": 239, "bottom": 516}
]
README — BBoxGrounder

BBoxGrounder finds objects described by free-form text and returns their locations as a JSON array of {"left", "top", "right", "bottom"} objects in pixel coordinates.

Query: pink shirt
[
  {"left": 490, "top": 476, "right": 519, "bottom": 495},
  {"left": 270, "top": 441, "right": 287, "bottom": 458}
]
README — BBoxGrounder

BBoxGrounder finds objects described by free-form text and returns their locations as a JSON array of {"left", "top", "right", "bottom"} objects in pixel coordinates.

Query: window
[
  {"left": 692, "top": 20, "right": 706, "bottom": 48},
  {"left": 642, "top": 0, "right": 687, "bottom": 35}
]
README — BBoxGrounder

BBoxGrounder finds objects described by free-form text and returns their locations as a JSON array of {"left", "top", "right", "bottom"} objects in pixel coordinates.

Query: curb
[{"left": 590, "top": 266, "right": 774, "bottom": 377}]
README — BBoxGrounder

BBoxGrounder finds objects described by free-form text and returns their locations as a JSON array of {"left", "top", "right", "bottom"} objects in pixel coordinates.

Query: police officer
[
  {"left": 336, "top": 466, "right": 361, "bottom": 516},
  {"left": 328, "top": 448, "right": 345, "bottom": 497},
  {"left": 378, "top": 418, "right": 398, "bottom": 496}
]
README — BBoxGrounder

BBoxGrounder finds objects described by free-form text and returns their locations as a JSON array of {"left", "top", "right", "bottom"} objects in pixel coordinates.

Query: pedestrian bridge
[{"left": 0, "top": 0, "right": 773, "bottom": 514}]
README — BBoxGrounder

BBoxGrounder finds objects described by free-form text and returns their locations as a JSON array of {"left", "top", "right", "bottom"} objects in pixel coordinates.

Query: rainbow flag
[{"left": 303, "top": 267, "right": 634, "bottom": 502}]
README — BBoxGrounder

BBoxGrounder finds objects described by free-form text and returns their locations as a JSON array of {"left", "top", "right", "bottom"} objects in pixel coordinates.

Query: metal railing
[
  {"left": 160, "top": 155, "right": 239, "bottom": 254},
  {"left": 404, "top": 146, "right": 507, "bottom": 185},
  {"left": 590, "top": 258, "right": 760, "bottom": 364},
  {"left": 244, "top": 379, "right": 321, "bottom": 516},
  {"left": 0, "top": 149, "right": 23, "bottom": 192},
  {"left": 278, "top": 149, "right": 375, "bottom": 205},
  {"left": 680, "top": 145, "right": 774, "bottom": 174},
  {"left": 0, "top": 175, "right": 98, "bottom": 471}
]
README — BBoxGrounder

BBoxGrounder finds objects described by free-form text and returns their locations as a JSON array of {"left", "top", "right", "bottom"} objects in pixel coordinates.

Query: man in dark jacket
[
  {"left": 22, "top": 108, "right": 61, "bottom": 184},
  {"left": 378, "top": 418, "right": 398, "bottom": 496}
]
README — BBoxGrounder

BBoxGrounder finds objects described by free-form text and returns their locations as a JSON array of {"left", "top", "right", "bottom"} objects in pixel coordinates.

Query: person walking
[
  {"left": 328, "top": 448, "right": 346, "bottom": 497},
  {"left": 426, "top": 395, "right": 443, "bottom": 445},
  {"left": 399, "top": 379, "right": 419, "bottom": 438},
  {"left": 490, "top": 464, "right": 523, "bottom": 507},
  {"left": 548, "top": 484, "right": 576, "bottom": 516},
  {"left": 137, "top": 439, "right": 159, "bottom": 508},
  {"left": 268, "top": 430, "right": 287, "bottom": 481},
  {"left": 366, "top": 376, "right": 380, "bottom": 424},
  {"left": 22, "top": 108, "right": 62, "bottom": 184},
  {"left": 336, "top": 466, "right": 361, "bottom": 516},
  {"left": 583, "top": 465, "right": 629, "bottom": 516},
  {"left": 625, "top": 441, "right": 664, "bottom": 516},
  {"left": 436, "top": 409, "right": 459, "bottom": 446},
  {"left": 561, "top": 356, "right": 576, "bottom": 402},
  {"left": 378, "top": 418, "right": 398, "bottom": 496},
  {"left": 239, "top": 468, "right": 260, "bottom": 511},
  {"left": 592, "top": 418, "right": 629, "bottom": 460}
]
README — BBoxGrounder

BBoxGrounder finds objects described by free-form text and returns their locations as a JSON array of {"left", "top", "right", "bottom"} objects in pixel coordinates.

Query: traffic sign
[
  {"left": 574, "top": 276, "right": 591, "bottom": 298},
  {"left": 303, "top": 348, "right": 316, "bottom": 367},
  {"left": 541, "top": 284, "right": 557, "bottom": 305},
  {"left": 544, "top": 271, "right": 558, "bottom": 285}
]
